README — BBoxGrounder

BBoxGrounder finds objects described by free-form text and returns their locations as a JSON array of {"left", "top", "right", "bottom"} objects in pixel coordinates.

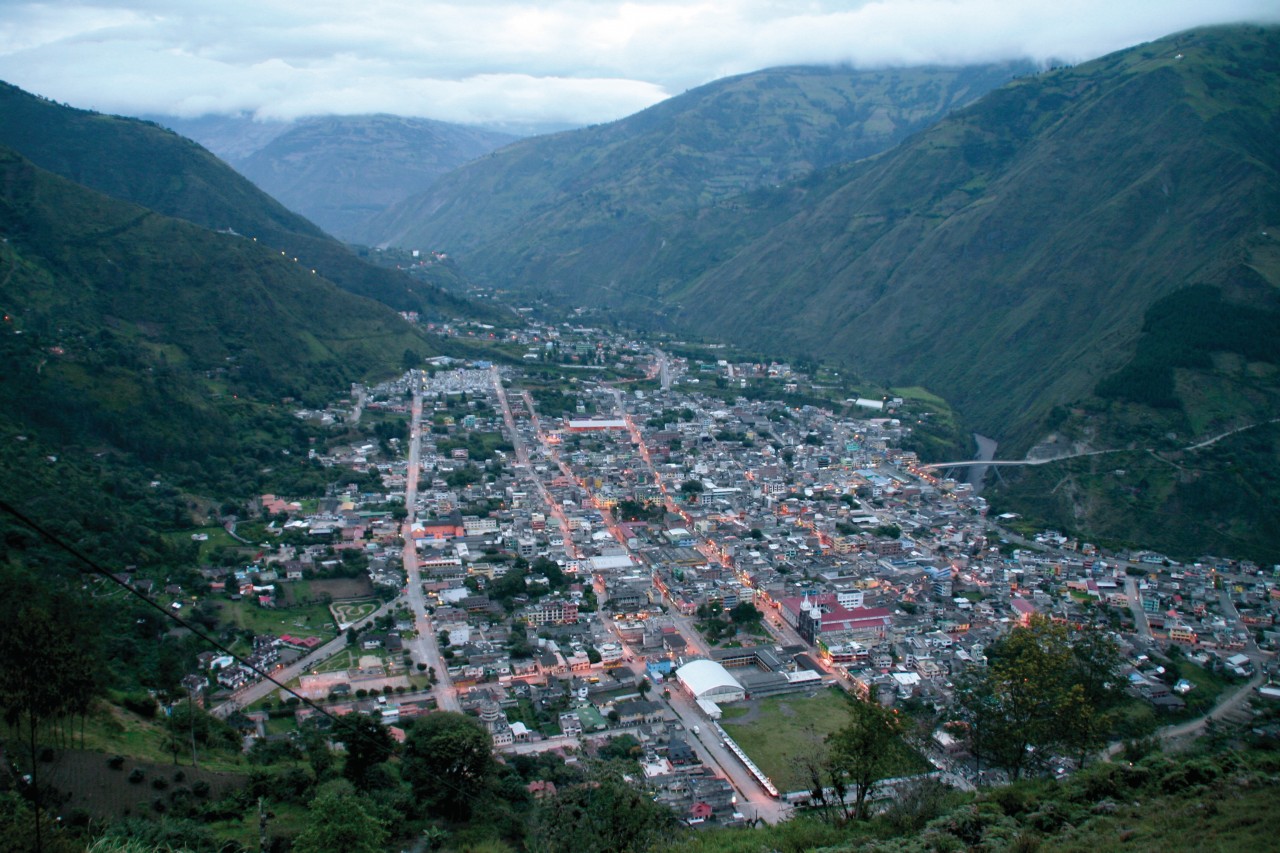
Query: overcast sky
[{"left": 2, "top": 1, "right": 1277, "bottom": 129}]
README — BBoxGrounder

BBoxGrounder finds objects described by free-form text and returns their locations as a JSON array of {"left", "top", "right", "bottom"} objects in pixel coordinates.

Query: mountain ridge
[
  {"left": 0, "top": 82, "right": 494, "bottom": 321},
  {"left": 158, "top": 113, "right": 517, "bottom": 241},
  {"left": 360, "top": 61, "right": 1033, "bottom": 254}
]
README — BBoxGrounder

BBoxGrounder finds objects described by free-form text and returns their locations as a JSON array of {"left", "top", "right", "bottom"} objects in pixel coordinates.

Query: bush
[
  {"left": 128, "top": 768, "right": 146, "bottom": 784},
  {"left": 152, "top": 777, "right": 169, "bottom": 791},
  {"left": 191, "top": 780, "right": 211, "bottom": 798},
  {"left": 107, "top": 755, "right": 126, "bottom": 770},
  {"left": 122, "top": 693, "right": 158, "bottom": 718}
]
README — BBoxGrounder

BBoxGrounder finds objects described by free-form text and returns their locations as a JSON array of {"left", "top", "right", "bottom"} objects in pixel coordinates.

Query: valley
[{"left": 0, "top": 18, "right": 1278, "bottom": 853}]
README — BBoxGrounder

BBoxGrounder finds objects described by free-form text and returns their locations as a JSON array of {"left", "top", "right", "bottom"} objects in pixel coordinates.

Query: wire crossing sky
[{"left": 2, "top": 1, "right": 1277, "bottom": 128}]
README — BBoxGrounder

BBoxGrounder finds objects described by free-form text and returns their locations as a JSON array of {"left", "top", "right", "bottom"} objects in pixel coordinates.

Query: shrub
[
  {"left": 128, "top": 768, "right": 145, "bottom": 784},
  {"left": 107, "top": 755, "right": 125, "bottom": 770},
  {"left": 122, "top": 693, "right": 158, "bottom": 718},
  {"left": 151, "top": 777, "right": 169, "bottom": 791}
]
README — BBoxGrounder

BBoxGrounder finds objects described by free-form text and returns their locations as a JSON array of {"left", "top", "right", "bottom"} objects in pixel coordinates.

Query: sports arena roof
[{"left": 675, "top": 659, "right": 745, "bottom": 701}]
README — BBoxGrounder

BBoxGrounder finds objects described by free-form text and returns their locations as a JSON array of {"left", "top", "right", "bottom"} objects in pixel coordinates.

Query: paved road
[
  {"left": 1103, "top": 670, "right": 1266, "bottom": 758},
  {"left": 401, "top": 383, "right": 460, "bottom": 712},
  {"left": 1125, "top": 576, "right": 1154, "bottom": 643},
  {"left": 663, "top": 688, "right": 789, "bottom": 824}
]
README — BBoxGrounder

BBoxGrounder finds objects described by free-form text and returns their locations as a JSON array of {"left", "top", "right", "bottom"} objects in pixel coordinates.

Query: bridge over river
[{"left": 918, "top": 419, "right": 1279, "bottom": 472}]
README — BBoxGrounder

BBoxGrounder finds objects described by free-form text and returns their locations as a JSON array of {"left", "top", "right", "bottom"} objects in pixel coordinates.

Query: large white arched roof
[{"left": 676, "top": 659, "right": 744, "bottom": 700}]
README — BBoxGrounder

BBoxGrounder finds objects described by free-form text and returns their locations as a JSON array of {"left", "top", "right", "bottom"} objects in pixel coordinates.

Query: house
[
  {"left": 527, "top": 780, "right": 558, "bottom": 799},
  {"left": 614, "top": 699, "right": 665, "bottom": 726}
]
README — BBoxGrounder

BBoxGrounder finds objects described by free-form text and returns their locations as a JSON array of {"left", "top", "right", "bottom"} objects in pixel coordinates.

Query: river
[{"left": 966, "top": 433, "right": 998, "bottom": 495}]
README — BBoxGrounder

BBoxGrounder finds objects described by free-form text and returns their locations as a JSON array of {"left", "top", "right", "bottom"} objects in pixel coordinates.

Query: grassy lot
[
  {"left": 211, "top": 597, "right": 336, "bottom": 639},
  {"left": 1171, "top": 658, "right": 1235, "bottom": 719},
  {"left": 71, "top": 701, "right": 250, "bottom": 772},
  {"left": 41, "top": 748, "right": 249, "bottom": 822},
  {"left": 163, "top": 525, "right": 240, "bottom": 562},
  {"left": 720, "top": 688, "right": 855, "bottom": 793}
]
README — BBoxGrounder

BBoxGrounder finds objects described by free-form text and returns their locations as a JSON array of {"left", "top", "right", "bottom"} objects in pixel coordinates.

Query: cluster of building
[{"left": 159, "top": 318, "right": 1279, "bottom": 815}]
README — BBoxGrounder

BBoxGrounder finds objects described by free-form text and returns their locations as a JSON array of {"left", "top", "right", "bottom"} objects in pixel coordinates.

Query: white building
[{"left": 676, "top": 659, "right": 746, "bottom": 704}]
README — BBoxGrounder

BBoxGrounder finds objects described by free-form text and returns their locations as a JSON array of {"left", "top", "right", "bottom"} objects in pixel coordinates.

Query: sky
[{"left": 2, "top": 1, "right": 1277, "bottom": 130}]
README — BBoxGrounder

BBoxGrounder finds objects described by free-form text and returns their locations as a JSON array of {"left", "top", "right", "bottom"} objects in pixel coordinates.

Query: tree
[
  {"left": 0, "top": 593, "right": 102, "bottom": 852},
  {"left": 528, "top": 766, "right": 683, "bottom": 853},
  {"left": 298, "top": 720, "right": 335, "bottom": 781},
  {"left": 402, "top": 712, "right": 493, "bottom": 820},
  {"left": 335, "top": 713, "right": 394, "bottom": 791},
  {"left": 826, "top": 697, "right": 908, "bottom": 821},
  {"left": 729, "top": 602, "right": 762, "bottom": 625},
  {"left": 292, "top": 781, "right": 388, "bottom": 853},
  {"left": 955, "top": 616, "right": 1121, "bottom": 779}
]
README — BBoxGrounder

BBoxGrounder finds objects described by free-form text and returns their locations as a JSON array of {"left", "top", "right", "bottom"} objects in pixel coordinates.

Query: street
[{"left": 401, "top": 380, "right": 460, "bottom": 712}]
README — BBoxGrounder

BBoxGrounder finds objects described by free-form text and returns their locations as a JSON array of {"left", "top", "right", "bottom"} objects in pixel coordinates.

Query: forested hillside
[
  {"left": 362, "top": 62, "right": 1030, "bottom": 257},
  {"left": 0, "top": 82, "right": 492, "bottom": 319}
]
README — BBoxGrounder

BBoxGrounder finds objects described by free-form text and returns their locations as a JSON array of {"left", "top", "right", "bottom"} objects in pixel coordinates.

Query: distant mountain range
[
  {"left": 359, "top": 61, "right": 1032, "bottom": 252},
  {"left": 156, "top": 113, "right": 516, "bottom": 241}
]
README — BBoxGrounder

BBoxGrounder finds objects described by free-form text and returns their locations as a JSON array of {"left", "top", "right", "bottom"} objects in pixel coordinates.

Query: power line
[
  {"left": 1, "top": 498, "right": 497, "bottom": 815},
  {"left": 0, "top": 498, "right": 406, "bottom": 762}
]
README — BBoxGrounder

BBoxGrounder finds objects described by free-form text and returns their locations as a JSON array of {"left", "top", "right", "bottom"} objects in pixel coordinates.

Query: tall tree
[
  {"left": 0, "top": 594, "right": 102, "bottom": 852},
  {"left": 955, "top": 615, "right": 1121, "bottom": 779},
  {"left": 292, "top": 781, "right": 388, "bottom": 853},
  {"left": 527, "top": 766, "right": 683, "bottom": 853},
  {"left": 826, "top": 697, "right": 908, "bottom": 821},
  {"left": 402, "top": 712, "right": 493, "bottom": 820},
  {"left": 335, "top": 712, "right": 395, "bottom": 791}
]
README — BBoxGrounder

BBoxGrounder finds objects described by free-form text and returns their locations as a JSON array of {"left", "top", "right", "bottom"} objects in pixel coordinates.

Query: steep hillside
[
  {"left": 0, "top": 145, "right": 431, "bottom": 481},
  {"left": 659, "top": 26, "right": 1280, "bottom": 437},
  {"left": 656, "top": 25, "right": 1280, "bottom": 562},
  {"left": 0, "top": 82, "right": 490, "bottom": 319},
  {"left": 362, "top": 62, "right": 1030, "bottom": 259},
  {"left": 163, "top": 114, "right": 515, "bottom": 241}
]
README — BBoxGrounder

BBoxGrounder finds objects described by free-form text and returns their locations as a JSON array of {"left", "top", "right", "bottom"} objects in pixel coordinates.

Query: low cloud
[{"left": 1, "top": 0, "right": 1276, "bottom": 128}]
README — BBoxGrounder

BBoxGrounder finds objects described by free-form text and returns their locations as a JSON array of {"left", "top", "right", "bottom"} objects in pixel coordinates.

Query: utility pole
[
  {"left": 188, "top": 691, "right": 199, "bottom": 767},
  {"left": 258, "top": 796, "right": 268, "bottom": 853}
]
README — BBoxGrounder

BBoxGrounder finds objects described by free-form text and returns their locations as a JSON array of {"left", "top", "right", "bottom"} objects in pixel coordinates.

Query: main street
[
  {"left": 491, "top": 368, "right": 577, "bottom": 557},
  {"left": 400, "top": 378, "right": 460, "bottom": 712},
  {"left": 493, "top": 369, "right": 786, "bottom": 817}
]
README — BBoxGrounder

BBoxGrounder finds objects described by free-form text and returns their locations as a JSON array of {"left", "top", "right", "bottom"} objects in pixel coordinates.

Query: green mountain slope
[
  {"left": 0, "top": 145, "right": 431, "bottom": 478},
  {"left": 361, "top": 62, "right": 1030, "bottom": 262},
  {"left": 190, "top": 114, "right": 515, "bottom": 241},
  {"left": 0, "top": 82, "right": 488, "bottom": 319},
  {"left": 662, "top": 26, "right": 1280, "bottom": 436}
]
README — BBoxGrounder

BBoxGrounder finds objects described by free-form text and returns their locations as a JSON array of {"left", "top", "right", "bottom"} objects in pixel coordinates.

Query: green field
[
  {"left": 212, "top": 597, "right": 336, "bottom": 639},
  {"left": 164, "top": 525, "right": 241, "bottom": 562},
  {"left": 720, "top": 688, "right": 855, "bottom": 793}
]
